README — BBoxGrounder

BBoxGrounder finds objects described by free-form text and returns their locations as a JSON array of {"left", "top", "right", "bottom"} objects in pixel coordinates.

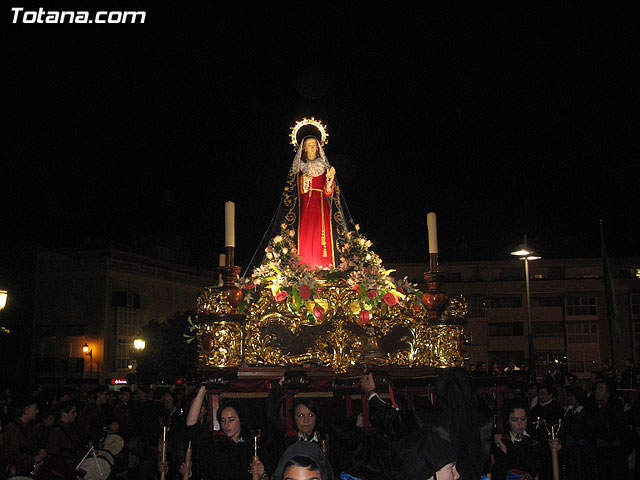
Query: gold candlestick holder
[{"left": 196, "top": 245, "right": 245, "bottom": 377}]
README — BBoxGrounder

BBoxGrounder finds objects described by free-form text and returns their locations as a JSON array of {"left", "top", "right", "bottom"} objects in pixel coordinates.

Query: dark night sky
[{"left": 4, "top": 3, "right": 639, "bottom": 272}]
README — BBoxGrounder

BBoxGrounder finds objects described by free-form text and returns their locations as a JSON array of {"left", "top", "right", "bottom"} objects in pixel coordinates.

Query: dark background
[{"left": 4, "top": 3, "right": 638, "bottom": 272}]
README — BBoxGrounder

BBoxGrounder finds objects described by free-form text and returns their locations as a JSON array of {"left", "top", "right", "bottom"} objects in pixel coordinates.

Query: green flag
[{"left": 601, "top": 224, "right": 621, "bottom": 344}]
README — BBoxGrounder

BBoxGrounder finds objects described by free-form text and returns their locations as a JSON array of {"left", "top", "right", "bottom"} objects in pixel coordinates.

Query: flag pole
[{"left": 599, "top": 219, "right": 620, "bottom": 366}]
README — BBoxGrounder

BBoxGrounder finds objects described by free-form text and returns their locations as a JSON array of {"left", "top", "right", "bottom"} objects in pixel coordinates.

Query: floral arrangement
[
  {"left": 237, "top": 223, "right": 320, "bottom": 313},
  {"left": 237, "top": 223, "right": 419, "bottom": 324}
]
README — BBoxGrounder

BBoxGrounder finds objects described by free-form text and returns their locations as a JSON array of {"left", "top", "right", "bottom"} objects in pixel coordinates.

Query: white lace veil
[{"left": 289, "top": 135, "right": 330, "bottom": 176}]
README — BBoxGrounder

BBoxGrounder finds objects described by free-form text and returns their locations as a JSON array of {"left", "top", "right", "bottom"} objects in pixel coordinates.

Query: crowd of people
[{"left": 0, "top": 362, "right": 638, "bottom": 480}]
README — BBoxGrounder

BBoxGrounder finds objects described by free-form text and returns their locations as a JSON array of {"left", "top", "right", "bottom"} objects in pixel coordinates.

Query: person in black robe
[
  {"left": 39, "top": 401, "right": 83, "bottom": 480},
  {"left": 562, "top": 385, "right": 594, "bottom": 480},
  {"left": 0, "top": 394, "right": 46, "bottom": 478},
  {"left": 417, "top": 367, "right": 488, "bottom": 480},
  {"left": 184, "top": 386, "right": 274, "bottom": 480},
  {"left": 157, "top": 390, "right": 188, "bottom": 480},
  {"left": 264, "top": 375, "right": 334, "bottom": 466},
  {"left": 491, "top": 398, "right": 561, "bottom": 480},
  {"left": 529, "top": 384, "right": 565, "bottom": 480},
  {"left": 271, "top": 441, "right": 335, "bottom": 480},
  {"left": 338, "top": 372, "right": 459, "bottom": 480},
  {"left": 585, "top": 379, "right": 632, "bottom": 480}
]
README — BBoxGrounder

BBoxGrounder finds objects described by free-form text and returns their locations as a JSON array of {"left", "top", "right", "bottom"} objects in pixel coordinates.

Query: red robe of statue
[{"left": 298, "top": 172, "right": 335, "bottom": 268}]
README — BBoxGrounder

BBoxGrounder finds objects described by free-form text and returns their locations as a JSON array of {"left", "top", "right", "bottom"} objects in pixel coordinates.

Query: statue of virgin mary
[{"left": 245, "top": 128, "right": 355, "bottom": 273}]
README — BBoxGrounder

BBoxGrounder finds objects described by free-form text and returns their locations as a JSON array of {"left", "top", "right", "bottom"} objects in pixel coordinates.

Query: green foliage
[{"left": 135, "top": 310, "right": 198, "bottom": 384}]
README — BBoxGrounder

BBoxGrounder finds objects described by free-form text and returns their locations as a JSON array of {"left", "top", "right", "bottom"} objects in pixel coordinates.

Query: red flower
[
  {"left": 367, "top": 290, "right": 378, "bottom": 300},
  {"left": 298, "top": 284, "right": 312, "bottom": 300},
  {"left": 358, "top": 309, "right": 370, "bottom": 326},
  {"left": 241, "top": 283, "right": 255, "bottom": 290},
  {"left": 313, "top": 304, "right": 325, "bottom": 320},
  {"left": 275, "top": 291, "right": 288, "bottom": 302},
  {"left": 383, "top": 292, "right": 398, "bottom": 306},
  {"left": 352, "top": 283, "right": 360, "bottom": 291}
]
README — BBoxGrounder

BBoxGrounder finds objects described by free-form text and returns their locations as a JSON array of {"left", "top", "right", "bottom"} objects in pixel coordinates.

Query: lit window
[{"left": 114, "top": 307, "right": 138, "bottom": 370}]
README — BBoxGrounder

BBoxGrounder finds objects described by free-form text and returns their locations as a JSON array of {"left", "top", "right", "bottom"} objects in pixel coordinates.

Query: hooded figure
[
  {"left": 337, "top": 372, "right": 458, "bottom": 480},
  {"left": 417, "top": 367, "right": 487, "bottom": 480},
  {"left": 271, "top": 441, "right": 335, "bottom": 480}
]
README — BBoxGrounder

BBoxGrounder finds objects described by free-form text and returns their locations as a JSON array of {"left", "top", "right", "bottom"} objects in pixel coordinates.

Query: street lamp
[
  {"left": 130, "top": 338, "right": 146, "bottom": 371},
  {"left": 83, "top": 342, "right": 93, "bottom": 377},
  {"left": 0, "top": 290, "right": 8, "bottom": 334},
  {"left": 511, "top": 238, "right": 540, "bottom": 378}
]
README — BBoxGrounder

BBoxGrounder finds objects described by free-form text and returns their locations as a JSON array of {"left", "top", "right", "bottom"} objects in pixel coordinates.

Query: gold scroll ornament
[{"left": 242, "top": 281, "right": 466, "bottom": 373}]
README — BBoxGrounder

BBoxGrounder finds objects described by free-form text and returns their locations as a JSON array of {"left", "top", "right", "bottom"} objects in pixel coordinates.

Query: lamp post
[
  {"left": 0, "top": 290, "right": 7, "bottom": 310},
  {"left": 134, "top": 338, "right": 146, "bottom": 351},
  {"left": 511, "top": 237, "right": 541, "bottom": 378},
  {"left": 83, "top": 343, "right": 93, "bottom": 377},
  {"left": 0, "top": 290, "right": 7, "bottom": 335},
  {"left": 131, "top": 338, "right": 146, "bottom": 372}
]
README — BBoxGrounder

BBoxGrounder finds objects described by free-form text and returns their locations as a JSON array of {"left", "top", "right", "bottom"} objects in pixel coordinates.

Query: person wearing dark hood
[
  {"left": 336, "top": 371, "right": 459, "bottom": 480},
  {"left": 271, "top": 440, "right": 335, "bottom": 480},
  {"left": 417, "top": 367, "right": 488, "bottom": 480}
]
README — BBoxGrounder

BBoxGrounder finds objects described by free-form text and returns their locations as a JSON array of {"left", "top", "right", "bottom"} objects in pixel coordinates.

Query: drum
[
  {"left": 34, "top": 455, "right": 78, "bottom": 480},
  {"left": 96, "top": 449, "right": 114, "bottom": 466},
  {"left": 76, "top": 455, "right": 111, "bottom": 480},
  {"left": 101, "top": 433, "right": 124, "bottom": 456}
]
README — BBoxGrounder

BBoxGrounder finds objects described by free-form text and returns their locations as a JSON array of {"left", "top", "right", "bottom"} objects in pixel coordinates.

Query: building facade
[
  {"left": 28, "top": 251, "right": 639, "bottom": 384},
  {"left": 391, "top": 257, "right": 640, "bottom": 377},
  {"left": 32, "top": 249, "right": 218, "bottom": 385}
]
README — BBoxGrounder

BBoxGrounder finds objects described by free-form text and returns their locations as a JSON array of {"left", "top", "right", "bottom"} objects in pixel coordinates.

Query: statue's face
[{"left": 303, "top": 138, "right": 318, "bottom": 160}]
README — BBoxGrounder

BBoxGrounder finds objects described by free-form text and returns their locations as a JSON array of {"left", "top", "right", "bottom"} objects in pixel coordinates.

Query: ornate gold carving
[
  {"left": 444, "top": 295, "right": 469, "bottom": 319},
  {"left": 242, "top": 282, "right": 467, "bottom": 373},
  {"left": 197, "top": 288, "right": 235, "bottom": 314},
  {"left": 429, "top": 324, "right": 465, "bottom": 368},
  {"left": 198, "top": 318, "right": 243, "bottom": 368}
]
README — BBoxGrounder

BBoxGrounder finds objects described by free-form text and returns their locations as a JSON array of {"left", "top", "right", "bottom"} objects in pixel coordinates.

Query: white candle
[
  {"left": 427, "top": 212, "right": 438, "bottom": 254},
  {"left": 224, "top": 201, "right": 235, "bottom": 247}
]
